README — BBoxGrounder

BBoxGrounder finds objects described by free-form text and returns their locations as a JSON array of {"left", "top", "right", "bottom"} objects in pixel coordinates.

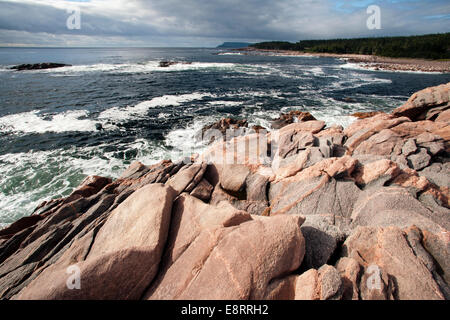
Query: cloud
[{"left": 0, "top": 0, "right": 448, "bottom": 46}]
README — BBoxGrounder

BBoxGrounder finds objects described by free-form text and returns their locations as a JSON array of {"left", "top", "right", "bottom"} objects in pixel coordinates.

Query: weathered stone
[
  {"left": 271, "top": 110, "right": 316, "bottom": 129},
  {"left": 293, "top": 269, "right": 320, "bottom": 300},
  {"left": 277, "top": 130, "right": 315, "bottom": 159},
  {"left": 359, "top": 265, "right": 395, "bottom": 300},
  {"left": 220, "top": 164, "right": 250, "bottom": 193},
  {"left": 166, "top": 163, "right": 206, "bottom": 195},
  {"left": 435, "top": 109, "right": 450, "bottom": 123},
  {"left": 351, "top": 111, "right": 384, "bottom": 119},
  {"left": 342, "top": 226, "right": 445, "bottom": 300},
  {"left": 0, "top": 216, "right": 42, "bottom": 240},
  {"left": 301, "top": 214, "right": 349, "bottom": 270},
  {"left": 352, "top": 129, "right": 403, "bottom": 157},
  {"left": 190, "top": 179, "right": 214, "bottom": 202},
  {"left": 422, "top": 229, "right": 450, "bottom": 285},
  {"left": 344, "top": 114, "right": 410, "bottom": 154},
  {"left": 351, "top": 187, "right": 446, "bottom": 233},
  {"left": 265, "top": 265, "right": 343, "bottom": 300},
  {"left": 335, "top": 257, "right": 361, "bottom": 300},
  {"left": 391, "top": 82, "right": 450, "bottom": 121},
  {"left": 419, "top": 162, "right": 450, "bottom": 188},
  {"left": 119, "top": 161, "right": 149, "bottom": 179},
  {"left": 415, "top": 132, "right": 445, "bottom": 156},
  {"left": 16, "top": 184, "right": 177, "bottom": 300},
  {"left": 145, "top": 199, "right": 305, "bottom": 300},
  {"left": 317, "top": 265, "right": 343, "bottom": 300},
  {"left": 270, "top": 156, "right": 359, "bottom": 216},
  {"left": 402, "top": 139, "right": 417, "bottom": 156},
  {"left": 353, "top": 159, "right": 400, "bottom": 188},
  {"left": 407, "top": 148, "right": 431, "bottom": 171},
  {"left": 270, "top": 174, "right": 360, "bottom": 217},
  {"left": 279, "top": 121, "right": 326, "bottom": 135}
]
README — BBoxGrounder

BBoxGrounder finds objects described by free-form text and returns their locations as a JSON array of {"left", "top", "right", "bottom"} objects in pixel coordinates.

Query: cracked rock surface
[{"left": 1, "top": 82, "right": 449, "bottom": 300}]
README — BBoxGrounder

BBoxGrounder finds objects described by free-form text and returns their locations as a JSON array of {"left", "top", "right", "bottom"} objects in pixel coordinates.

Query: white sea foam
[
  {"left": 0, "top": 109, "right": 100, "bottom": 134},
  {"left": 0, "top": 140, "right": 161, "bottom": 226},
  {"left": 310, "top": 112, "right": 357, "bottom": 128},
  {"left": 33, "top": 61, "right": 238, "bottom": 75},
  {"left": 98, "top": 92, "right": 215, "bottom": 122},
  {"left": 207, "top": 101, "right": 243, "bottom": 107},
  {"left": 218, "top": 52, "right": 242, "bottom": 56}
]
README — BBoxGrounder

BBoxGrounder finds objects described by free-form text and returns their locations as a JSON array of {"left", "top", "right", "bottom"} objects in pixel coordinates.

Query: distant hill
[
  {"left": 251, "top": 33, "right": 450, "bottom": 60},
  {"left": 217, "top": 42, "right": 253, "bottom": 49}
]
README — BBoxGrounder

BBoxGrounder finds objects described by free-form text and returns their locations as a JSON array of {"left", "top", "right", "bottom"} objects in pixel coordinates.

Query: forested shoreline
[{"left": 250, "top": 33, "right": 450, "bottom": 60}]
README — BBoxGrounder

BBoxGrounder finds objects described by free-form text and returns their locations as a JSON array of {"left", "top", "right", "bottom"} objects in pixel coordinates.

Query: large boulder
[
  {"left": 269, "top": 157, "right": 359, "bottom": 217},
  {"left": 145, "top": 194, "right": 306, "bottom": 300},
  {"left": 15, "top": 184, "right": 177, "bottom": 300},
  {"left": 391, "top": 82, "right": 450, "bottom": 121},
  {"left": 342, "top": 226, "right": 445, "bottom": 300},
  {"left": 351, "top": 186, "right": 448, "bottom": 233}
]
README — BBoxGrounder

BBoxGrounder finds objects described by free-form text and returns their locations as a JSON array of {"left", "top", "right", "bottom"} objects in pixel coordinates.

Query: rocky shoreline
[
  {"left": 237, "top": 48, "right": 450, "bottom": 73},
  {"left": 0, "top": 83, "right": 449, "bottom": 300}
]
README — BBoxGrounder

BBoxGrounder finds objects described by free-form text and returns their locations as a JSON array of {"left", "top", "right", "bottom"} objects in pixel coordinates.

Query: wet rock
[
  {"left": 158, "top": 61, "right": 191, "bottom": 68},
  {"left": 0, "top": 216, "right": 42, "bottom": 240},
  {"left": 351, "top": 111, "right": 384, "bottom": 119},
  {"left": 271, "top": 110, "right": 316, "bottom": 129},
  {"left": 201, "top": 118, "right": 248, "bottom": 138},
  {"left": 10, "top": 63, "right": 71, "bottom": 71}
]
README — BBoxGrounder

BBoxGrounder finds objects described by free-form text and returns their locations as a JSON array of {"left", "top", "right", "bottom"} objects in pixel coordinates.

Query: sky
[{"left": 0, "top": 0, "right": 449, "bottom": 47}]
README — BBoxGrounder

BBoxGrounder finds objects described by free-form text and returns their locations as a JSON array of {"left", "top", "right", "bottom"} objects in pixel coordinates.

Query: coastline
[
  {"left": 237, "top": 48, "right": 450, "bottom": 73},
  {"left": 0, "top": 82, "right": 449, "bottom": 300}
]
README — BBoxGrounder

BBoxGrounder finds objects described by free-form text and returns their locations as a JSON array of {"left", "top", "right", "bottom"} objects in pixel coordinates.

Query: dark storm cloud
[{"left": 0, "top": 0, "right": 448, "bottom": 46}]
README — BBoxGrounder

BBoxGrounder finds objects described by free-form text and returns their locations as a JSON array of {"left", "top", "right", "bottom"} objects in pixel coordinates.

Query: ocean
[{"left": 0, "top": 47, "right": 449, "bottom": 227}]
